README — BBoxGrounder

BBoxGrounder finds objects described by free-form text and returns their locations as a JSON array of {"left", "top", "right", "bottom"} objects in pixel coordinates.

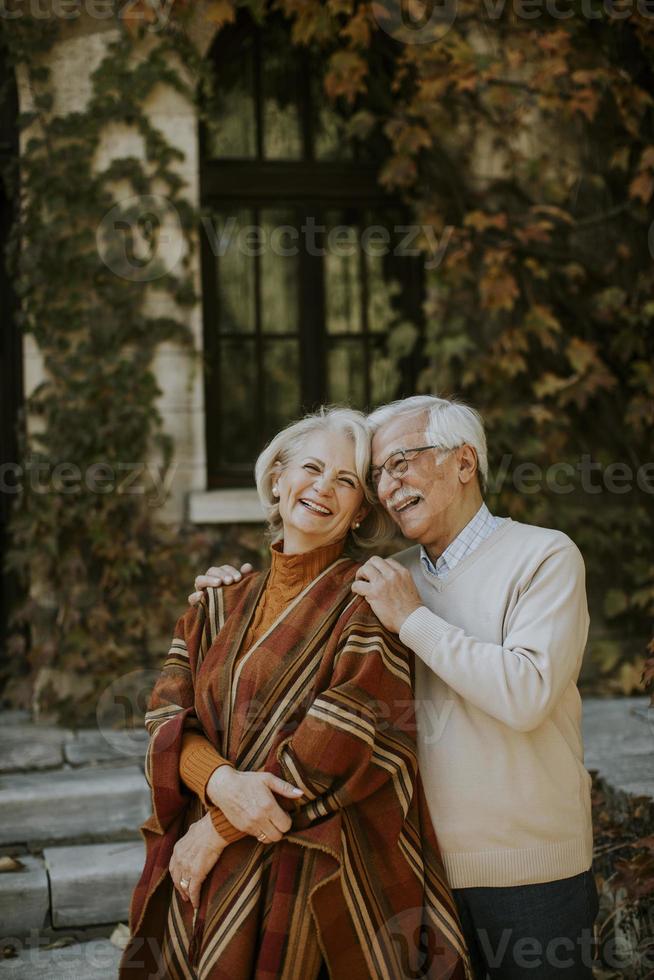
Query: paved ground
[
  {"left": 0, "top": 939, "right": 122, "bottom": 979},
  {"left": 0, "top": 697, "right": 650, "bottom": 978},
  {"left": 582, "top": 696, "right": 652, "bottom": 799}
]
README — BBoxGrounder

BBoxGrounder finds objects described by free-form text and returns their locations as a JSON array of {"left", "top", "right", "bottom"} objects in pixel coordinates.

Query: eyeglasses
[{"left": 370, "top": 445, "right": 455, "bottom": 489}]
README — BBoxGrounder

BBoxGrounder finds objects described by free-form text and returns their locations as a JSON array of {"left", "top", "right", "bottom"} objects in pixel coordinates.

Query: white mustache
[{"left": 389, "top": 488, "right": 424, "bottom": 508}]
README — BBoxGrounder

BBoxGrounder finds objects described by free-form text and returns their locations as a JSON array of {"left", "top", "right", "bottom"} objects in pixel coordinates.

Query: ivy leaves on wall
[
  {"left": 1, "top": 13, "right": 200, "bottom": 722},
  {"left": 2, "top": 0, "right": 653, "bottom": 721}
]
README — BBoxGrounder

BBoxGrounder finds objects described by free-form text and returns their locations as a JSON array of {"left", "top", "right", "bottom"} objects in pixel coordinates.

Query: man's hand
[
  {"left": 169, "top": 813, "right": 226, "bottom": 909},
  {"left": 188, "top": 562, "right": 254, "bottom": 606},
  {"left": 351, "top": 557, "right": 423, "bottom": 634},
  {"left": 206, "top": 767, "right": 304, "bottom": 842}
]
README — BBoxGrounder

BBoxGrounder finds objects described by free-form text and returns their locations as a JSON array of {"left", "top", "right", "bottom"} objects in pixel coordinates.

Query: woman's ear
[
  {"left": 355, "top": 503, "right": 370, "bottom": 526},
  {"left": 271, "top": 461, "right": 282, "bottom": 498}
]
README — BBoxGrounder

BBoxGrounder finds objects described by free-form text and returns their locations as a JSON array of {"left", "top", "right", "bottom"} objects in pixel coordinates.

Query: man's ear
[{"left": 458, "top": 445, "right": 478, "bottom": 485}]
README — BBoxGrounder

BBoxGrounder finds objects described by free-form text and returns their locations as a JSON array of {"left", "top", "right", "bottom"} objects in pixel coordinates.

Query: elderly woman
[{"left": 120, "top": 408, "right": 470, "bottom": 980}]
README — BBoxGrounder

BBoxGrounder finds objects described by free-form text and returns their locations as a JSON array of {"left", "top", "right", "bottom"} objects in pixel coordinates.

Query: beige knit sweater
[{"left": 397, "top": 518, "right": 593, "bottom": 888}]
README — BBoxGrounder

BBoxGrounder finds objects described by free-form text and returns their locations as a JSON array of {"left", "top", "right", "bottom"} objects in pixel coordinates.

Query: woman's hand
[
  {"left": 206, "top": 767, "right": 304, "bottom": 842},
  {"left": 169, "top": 813, "right": 227, "bottom": 909},
  {"left": 188, "top": 563, "right": 253, "bottom": 606}
]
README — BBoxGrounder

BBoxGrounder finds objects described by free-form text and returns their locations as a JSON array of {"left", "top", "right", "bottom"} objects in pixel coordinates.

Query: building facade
[{"left": 8, "top": 5, "right": 424, "bottom": 534}]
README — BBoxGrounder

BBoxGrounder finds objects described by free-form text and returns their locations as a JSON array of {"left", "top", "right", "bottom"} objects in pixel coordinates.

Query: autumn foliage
[
  {"left": 156, "top": 0, "right": 654, "bottom": 693},
  {"left": 2, "top": 0, "right": 650, "bottom": 716}
]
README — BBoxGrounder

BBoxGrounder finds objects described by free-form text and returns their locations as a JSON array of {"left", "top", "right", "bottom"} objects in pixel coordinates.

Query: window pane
[
  {"left": 314, "top": 76, "right": 353, "bottom": 162},
  {"left": 367, "top": 254, "right": 402, "bottom": 333},
  {"left": 263, "top": 340, "right": 300, "bottom": 436},
  {"left": 260, "top": 209, "right": 300, "bottom": 335},
  {"left": 262, "top": 47, "right": 303, "bottom": 160},
  {"left": 370, "top": 342, "right": 400, "bottom": 406},
  {"left": 216, "top": 209, "right": 256, "bottom": 334},
  {"left": 206, "top": 35, "right": 256, "bottom": 159},
  {"left": 324, "top": 218, "right": 362, "bottom": 335},
  {"left": 315, "top": 106, "right": 353, "bottom": 161},
  {"left": 327, "top": 341, "right": 365, "bottom": 405},
  {"left": 219, "top": 340, "right": 257, "bottom": 466}
]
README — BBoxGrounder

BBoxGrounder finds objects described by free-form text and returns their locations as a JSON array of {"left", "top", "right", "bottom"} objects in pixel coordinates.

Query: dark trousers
[{"left": 453, "top": 868, "right": 599, "bottom": 979}]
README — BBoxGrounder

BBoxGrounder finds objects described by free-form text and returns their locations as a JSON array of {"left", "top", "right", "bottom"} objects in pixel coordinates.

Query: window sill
[{"left": 188, "top": 488, "right": 265, "bottom": 524}]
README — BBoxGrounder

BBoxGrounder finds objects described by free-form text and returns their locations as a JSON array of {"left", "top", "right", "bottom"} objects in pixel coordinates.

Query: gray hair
[
  {"left": 367, "top": 394, "right": 488, "bottom": 492},
  {"left": 254, "top": 406, "right": 395, "bottom": 547}
]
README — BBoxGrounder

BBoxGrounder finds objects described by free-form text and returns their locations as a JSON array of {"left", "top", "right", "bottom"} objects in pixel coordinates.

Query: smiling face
[
  {"left": 371, "top": 411, "right": 479, "bottom": 551},
  {"left": 274, "top": 428, "right": 369, "bottom": 554}
]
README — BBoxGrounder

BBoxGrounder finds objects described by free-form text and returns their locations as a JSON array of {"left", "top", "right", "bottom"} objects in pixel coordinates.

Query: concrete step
[
  {"left": 0, "top": 855, "right": 50, "bottom": 936},
  {"left": 582, "top": 696, "right": 653, "bottom": 798},
  {"left": 44, "top": 841, "right": 145, "bottom": 928},
  {"left": 0, "top": 710, "right": 148, "bottom": 775},
  {"left": 63, "top": 729, "right": 148, "bottom": 768},
  {"left": 0, "top": 766, "right": 150, "bottom": 846},
  {"left": 0, "top": 722, "right": 69, "bottom": 774},
  {"left": 0, "top": 939, "right": 122, "bottom": 979}
]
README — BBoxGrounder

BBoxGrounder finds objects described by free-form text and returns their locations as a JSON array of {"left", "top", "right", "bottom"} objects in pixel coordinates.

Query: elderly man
[{"left": 189, "top": 395, "right": 597, "bottom": 979}]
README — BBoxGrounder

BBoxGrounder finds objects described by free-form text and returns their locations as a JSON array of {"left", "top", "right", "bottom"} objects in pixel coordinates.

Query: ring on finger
[
  {"left": 257, "top": 831, "right": 267, "bottom": 843},
  {"left": 180, "top": 877, "right": 190, "bottom": 889}
]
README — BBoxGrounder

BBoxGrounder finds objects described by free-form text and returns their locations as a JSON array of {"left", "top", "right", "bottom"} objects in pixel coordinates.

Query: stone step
[
  {"left": 0, "top": 854, "right": 50, "bottom": 937},
  {"left": 0, "top": 766, "right": 150, "bottom": 846},
  {"left": 44, "top": 841, "right": 145, "bottom": 928},
  {"left": 0, "top": 719, "right": 69, "bottom": 774},
  {"left": 63, "top": 729, "right": 148, "bottom": 768},
  {"left": 582, "top": 696, "right": 653, "bottom": 798},
  {"left": 0, "top": 939, "right": 122, "bottom": 979},
  {"left": 0, "top": 712, "right": 148, "bottom": 775}
]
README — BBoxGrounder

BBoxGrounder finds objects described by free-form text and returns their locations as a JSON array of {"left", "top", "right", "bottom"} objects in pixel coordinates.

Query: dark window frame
[{"left": 199, "top": 15, "right": 424, "bottom": 488}]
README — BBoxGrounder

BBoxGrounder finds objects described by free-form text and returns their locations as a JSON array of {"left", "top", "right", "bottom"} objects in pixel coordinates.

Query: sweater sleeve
[
  {"left": 179, "top": 732, "right": 233, "bottom": 804},
  {"left": 399, "top": 543, "right": 590, "bottom": 733},
  {"left": 178, "top": 733, "right": 247, "bottom": 843},
  {"left": 208, "top": 807, "right": 247, "bottom": 843}
]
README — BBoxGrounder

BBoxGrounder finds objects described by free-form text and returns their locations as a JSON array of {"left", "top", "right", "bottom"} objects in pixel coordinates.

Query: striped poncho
[{"left": 120, "top": 555, "right": 471, "bottom": 980}]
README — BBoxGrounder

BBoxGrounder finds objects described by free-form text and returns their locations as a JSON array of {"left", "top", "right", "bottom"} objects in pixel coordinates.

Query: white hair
[
  {"left": 367, "top": 395, "right": 488, "bottom": 491},
  {"left": 254, "top": 406, "right": 395, "bottom": 547}
]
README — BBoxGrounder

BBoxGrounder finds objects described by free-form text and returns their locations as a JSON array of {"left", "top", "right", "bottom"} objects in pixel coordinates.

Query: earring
[
  {"left": 272, "top": 486, "right": 280, "bottom": 498},
  {"left": 352, "top": 521, "right": 361, "bottom": 530}
]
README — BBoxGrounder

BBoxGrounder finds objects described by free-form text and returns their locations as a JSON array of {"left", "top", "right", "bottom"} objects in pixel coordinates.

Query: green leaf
[{"left": 603, "top": 589, "right": 629, "bottom": 619}]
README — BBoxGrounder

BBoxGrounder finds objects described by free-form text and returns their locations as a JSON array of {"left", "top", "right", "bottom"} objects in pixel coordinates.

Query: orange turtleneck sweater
[{"left": 179, "top": 537, "right": 346, "bottom": 842}]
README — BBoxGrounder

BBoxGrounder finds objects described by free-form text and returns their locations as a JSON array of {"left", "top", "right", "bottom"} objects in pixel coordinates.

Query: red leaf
[{"left": 629, "top": 171, "right": 654, "bottom": 204}]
